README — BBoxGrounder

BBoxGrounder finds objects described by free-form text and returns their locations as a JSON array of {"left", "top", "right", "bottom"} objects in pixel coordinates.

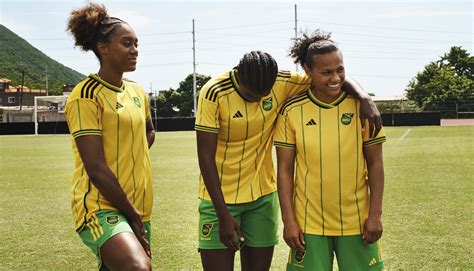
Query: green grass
[{"left": 0, "top": 126, "right": 473, "bottom": 270}]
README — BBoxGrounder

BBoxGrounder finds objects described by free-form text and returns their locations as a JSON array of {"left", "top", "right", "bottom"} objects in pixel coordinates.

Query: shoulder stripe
[
  {"left": 87, "top": 81, "right": 100, "bottom": 99},
  {"left": 211, "top": 84, "right": 233, "bottom": 102},
  {"left": 204, "top": 78, "right": 232, "bottom": 100},
  {"left": 80, "top": 78, "right": 94, "bottom": 99},
  {"left": 207, "top": 80, "right": 232, "bottom": 102},
  {"left": 277, "top": 71, "right": 291, "bottom": 78},
  {"left": 279, "top": 92, "right": 309, "bottom": 115}
]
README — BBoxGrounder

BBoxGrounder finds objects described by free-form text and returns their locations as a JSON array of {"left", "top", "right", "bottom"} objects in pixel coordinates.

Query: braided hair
[
  {"left": 236, "top": 51, "right": 278, "bottom": 96},
  {"left": 67, "top": 2, "right": 125, "bottom": 60},
  {"left": 289, "top": 30, "right": 338, "bottom": 68}
]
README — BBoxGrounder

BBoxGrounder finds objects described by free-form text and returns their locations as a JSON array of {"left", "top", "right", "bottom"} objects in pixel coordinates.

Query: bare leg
[
  {"left": 200, "top": 248, "right": 236, "bottom": 271},
  {"left": 240, "top": 246, "right": 274, "bottom": 271},
  {"left": 100, "top": 232, "right": 151, "bottom": 271}
]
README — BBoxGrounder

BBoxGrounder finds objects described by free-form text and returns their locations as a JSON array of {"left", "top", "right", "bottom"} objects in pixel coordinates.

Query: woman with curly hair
[
  {"left": 275, "top": 30, "right": 386, "bottom": 270},
  {"left": 65, "top": 2, "right": 154, "bottom": 270}
]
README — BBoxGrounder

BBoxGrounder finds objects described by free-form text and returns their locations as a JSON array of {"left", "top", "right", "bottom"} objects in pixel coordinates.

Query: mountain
[{"left": 0, "top": 24, "right": 85, "bottom": 94}]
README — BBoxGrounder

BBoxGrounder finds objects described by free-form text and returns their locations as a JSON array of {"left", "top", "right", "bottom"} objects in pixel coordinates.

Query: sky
[{"left": 0, "top": 0, "right": 472, "bottom": 97}]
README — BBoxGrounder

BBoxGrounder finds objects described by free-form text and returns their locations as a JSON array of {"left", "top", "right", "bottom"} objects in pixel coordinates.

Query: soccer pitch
[{"left": 0, "top": 126, "right": 473, "bottom": 270}]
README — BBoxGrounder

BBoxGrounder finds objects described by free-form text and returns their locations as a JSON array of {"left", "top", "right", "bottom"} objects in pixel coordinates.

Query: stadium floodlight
[{"left": 34, "top": 95, "right": 68, "bottom": 135}]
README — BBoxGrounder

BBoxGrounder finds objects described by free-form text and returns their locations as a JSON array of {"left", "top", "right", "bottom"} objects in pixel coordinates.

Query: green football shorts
[
  {"left": 287, "top": 234, "right": 384, "bottom": 271},
  {"left": 198, "top": 192, "right": 279, "bottom": 250},
  {"left": 78, "top": 210, "right": 151, "bottom": 268}
]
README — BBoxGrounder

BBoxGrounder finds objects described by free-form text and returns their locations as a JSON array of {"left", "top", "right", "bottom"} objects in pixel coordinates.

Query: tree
[
  {"left": 171, "top": 73, "right": 211, "bottom": 117},
  {"left": 151, "top": 73, "right": 211, "bottom": 118},
  {"left": 152, "top": 89, "right": 177, "bottom": 118},
  {"left": 405, "top": 46, "right": 474, "bottom": 113}
]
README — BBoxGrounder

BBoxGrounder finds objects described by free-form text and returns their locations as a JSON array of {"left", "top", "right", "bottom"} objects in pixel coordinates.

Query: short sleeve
[
  {"left": 273, "top": 111, "right": 296, "bottom": 149},
  {"left": 275, "top": 70, "right": 311, "bottom": 99},
  {"left": 362, "top": 119, "right": 386, "bottom": 147},
  {"left": 195, "top": 82, "right": 220, "bottom": 133},
  {"left": 65, "top": 98, "right": 102, "bottom": 138}
]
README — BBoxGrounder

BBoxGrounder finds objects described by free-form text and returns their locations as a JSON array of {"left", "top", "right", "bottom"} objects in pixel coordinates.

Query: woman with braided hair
[
  {"left": 65, "top": 2, "right": 154, "bottom": 270},
  {"left": 195, "top": 50, "right": 381, "bottom": 270}
]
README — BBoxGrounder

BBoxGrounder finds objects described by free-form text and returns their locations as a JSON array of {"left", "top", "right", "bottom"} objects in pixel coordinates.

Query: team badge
[
  {"left": 262, "top": 97, "right": 273, "bottom": 111},
  {"left": 106, "top": 215, "right": 119, "bottom": 225},
  {"left": 341, "top": 113, "right": 354, "bottom": 125},
  {"left": 133, "top": 97, "right": 142, "bottom": 108},
  {"left": 201, "top": 223, "right": 213, "bottom": 237},
  {"left": 295, "top": 249, "right": 306, "bottom": 263}
]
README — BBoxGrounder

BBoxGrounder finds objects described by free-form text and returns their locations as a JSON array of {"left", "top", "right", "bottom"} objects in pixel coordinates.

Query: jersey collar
[
  {"left": 308, "top": 89, "right": 348, "bottom": 109},
  {"left": 89, "top": 73, "right": 124, "bottom": 93}
]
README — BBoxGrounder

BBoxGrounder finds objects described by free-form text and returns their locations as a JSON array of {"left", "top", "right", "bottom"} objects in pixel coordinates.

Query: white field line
[{"left": 399, "top": 128, "right": 412, "bottom": 141}]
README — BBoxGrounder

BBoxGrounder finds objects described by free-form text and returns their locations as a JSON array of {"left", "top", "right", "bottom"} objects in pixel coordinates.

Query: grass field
[{"left": 0, "top": 126, "right": 473, "bottom": 270}]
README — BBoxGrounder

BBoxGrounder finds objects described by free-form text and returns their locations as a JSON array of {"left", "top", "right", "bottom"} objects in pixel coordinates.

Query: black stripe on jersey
[
  {"left": 82, "top": 178, "right": 91, "bottom": 229},
  {"left": 80, "top": 78, "right": 94, "bottom": 99},
  {"left": 205, "top": 78, "right": 232, "bottom": 101},
  {"left": 211, "top": 84, "right": 233, "bottom": 102},
  {"left": 279, "top": 92, "right": 309, "bottom": 115},
  {"left": 86, "top": 81, "right": 100, "bottom": 99},
  {"left": 277, "top": 70, "right": 291, "bottom": 78},
  {"left": 363, "top": 136, "right": 387, "bottom": 146}
]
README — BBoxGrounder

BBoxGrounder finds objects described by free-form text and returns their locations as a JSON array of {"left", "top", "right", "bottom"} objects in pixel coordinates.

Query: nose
[
  {"left": 331, "top": 72, "right": 341, "bottom": 83},
  {"left": 131, "top": 45, "right": 138, "bottom": 55}
]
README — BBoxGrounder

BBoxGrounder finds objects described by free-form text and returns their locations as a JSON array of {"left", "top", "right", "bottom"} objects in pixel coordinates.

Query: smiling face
[
  {"left": 304, "top": 50, "right": 345, "bottom": 104},
  {"left": 98, "top": 23, "right": 139, "bottom": 73}
]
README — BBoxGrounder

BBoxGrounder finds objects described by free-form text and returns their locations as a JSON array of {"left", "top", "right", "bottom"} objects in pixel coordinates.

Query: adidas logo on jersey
[
  {"left": 306, "top": 119, "right": 317, "bottom": 126},
  {"left": 116, "top": 102, "right": 124, "bottom": 109},
  {"left": 368, "top": 258, "right": 377, "bottom": 266},
  {"left": 233, "top": 111, "right": 243, "bottom": 118}
]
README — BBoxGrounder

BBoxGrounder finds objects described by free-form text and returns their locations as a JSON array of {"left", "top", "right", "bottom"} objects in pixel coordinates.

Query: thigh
[
  {"left": 198, "top": 200, "right": 243, "bottom": 249},
  {"left": 240, "top": 246, "right": 274, "bottom": 271},
  {"left": 334, "top": 235, "right": 384, "bottom": 271},
  {"left": 287, "top": 234, "right": 334, "bottom": 271},
  {"left": 200, "top": 248, "right": 236, "bottom": 271},
  {"left": 240, "top": 192, "right": 279, "bottom": 248},
  {"left": 78, "top": 210, "right": 149, "bottom": 270},
  {"left": 100, "top": 232, "right": 150, "bottom": 271}
]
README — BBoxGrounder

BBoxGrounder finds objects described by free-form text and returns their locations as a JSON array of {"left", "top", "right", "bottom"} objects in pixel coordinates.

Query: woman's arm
[
  {"left": 342, "top": 78, "right": 382, "bottom": 138},
  {"left": 145, "top": 118, "right": 155, "bottom": 149},
  {"left": 196, "top": 131, "right": 243, "bottom": 250},
  {"left": 75, "top": 135, "right": 151, "bottom": 257},
  {"left": 276, "top": 146, "right": 305, "bottom": 251},
  {"left": 362, "top": 143, "right": 385, "bottom": 245}
]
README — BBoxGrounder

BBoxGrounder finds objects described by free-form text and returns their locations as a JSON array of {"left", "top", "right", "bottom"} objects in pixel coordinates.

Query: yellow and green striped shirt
[
  {"left": 195, "top": 70, "right": 310, "bottom": 204},
  {"left": 65, "top": 74, "right": 153, "bottom": 231},
  {"left": 274, "top": 89, "right": 386, "bottom": 236}
]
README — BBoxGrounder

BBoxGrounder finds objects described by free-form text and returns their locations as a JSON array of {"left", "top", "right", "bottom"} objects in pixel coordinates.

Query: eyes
[
  {"left": 122, "top": 38, "right": 139, "bottom": 48},
  {"left": 321, "top": 67, "right": 344, "bottom": 76}
]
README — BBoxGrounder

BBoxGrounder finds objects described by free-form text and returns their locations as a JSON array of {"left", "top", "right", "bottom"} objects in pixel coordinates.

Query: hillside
[{"left": 0, "top": 24, "right": 85, "bottom": 94}]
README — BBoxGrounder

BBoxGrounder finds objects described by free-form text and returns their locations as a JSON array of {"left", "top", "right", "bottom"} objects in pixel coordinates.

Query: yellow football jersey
[
  {"left": 274, "top": 89, "right": 386, "bottom": 236},
  {"left": 195, "top": 70, "right": 310, "bottom": 204},
  {"left": 65, "top": 74, "right": 153, "bottom": 231}
]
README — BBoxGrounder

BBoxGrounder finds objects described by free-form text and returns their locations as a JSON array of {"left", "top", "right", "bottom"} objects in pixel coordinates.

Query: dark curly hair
[
  {"left": 235, "top": 51, "right": 278, "bottom": 96},
  {"left": 289, "top": 30, "right": 338, "bottom": 69},
  {"left": 67, "top": 2, "right": 125, "bottom": 60}
]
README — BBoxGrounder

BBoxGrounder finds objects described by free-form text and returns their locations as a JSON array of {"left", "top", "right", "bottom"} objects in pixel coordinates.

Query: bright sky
[{"left": 0, "top": 0, "right": 472, "bottom": 97}]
